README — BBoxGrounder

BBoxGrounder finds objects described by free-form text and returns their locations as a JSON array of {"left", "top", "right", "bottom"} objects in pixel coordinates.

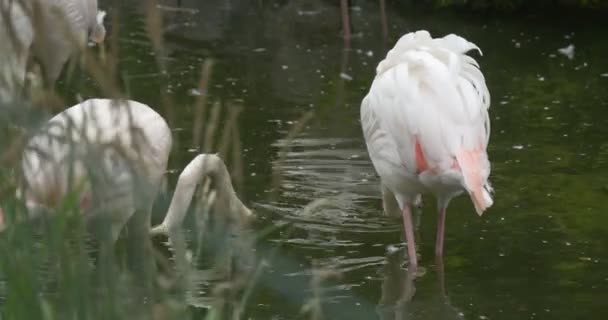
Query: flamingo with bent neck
[{"left": 0, "top": 98, "right": 252, "bottom": 243}]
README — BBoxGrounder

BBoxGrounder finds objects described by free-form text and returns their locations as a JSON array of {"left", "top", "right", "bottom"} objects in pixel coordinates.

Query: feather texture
[{"left": 361, "top": 29, "right": 493, "bottom": 214}]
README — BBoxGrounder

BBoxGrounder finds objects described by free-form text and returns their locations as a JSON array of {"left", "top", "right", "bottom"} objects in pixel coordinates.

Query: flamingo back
[
  {"left": 21, "top": 99, "right": 172, "bottom": 215},
  {"left": 361, "top": 30, "right": 493, "bottom": 213}
]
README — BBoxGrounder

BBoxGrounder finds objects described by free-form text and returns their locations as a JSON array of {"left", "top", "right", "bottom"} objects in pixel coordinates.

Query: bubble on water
[
  {"left": 386, "top": 244, "right": 400, "bottom": 254},
  {"left": 188, "top": 88, "right": 202, "bottom": 96}
]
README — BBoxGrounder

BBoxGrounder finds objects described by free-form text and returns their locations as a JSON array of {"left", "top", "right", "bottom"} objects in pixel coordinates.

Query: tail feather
[{"left": 456, "top": 149, "right": 493, "bottom": 215}]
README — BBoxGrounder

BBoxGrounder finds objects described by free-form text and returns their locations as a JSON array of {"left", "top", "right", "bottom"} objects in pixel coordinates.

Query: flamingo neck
[{"left": 152, "top": 154, "right": 250, "bottom": 235}]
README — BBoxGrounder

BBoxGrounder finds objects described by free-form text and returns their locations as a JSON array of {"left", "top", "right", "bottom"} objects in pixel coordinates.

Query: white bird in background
[
  {"left": 32, "top": 0, "right": 107, "bottom": 86},
  {"left": 0, "top": 0, "right": 35, "bottom": 103},
  {"left": 0, "top": 98, "right": 252, "bottom": 241},
  {"left": 361, "top": 30, "right": 494, "bottom": 269},
  {"left": 0, "top": 0, "right": 106, "bottom": 103}
]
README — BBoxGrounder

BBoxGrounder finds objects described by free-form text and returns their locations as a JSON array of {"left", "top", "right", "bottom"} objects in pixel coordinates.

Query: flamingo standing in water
[
  {"left": 361, "top": 30, "right": 494, "bottom": 269},
  {"left": 0, "top": 98, "right": 251, "bottom": 243}
]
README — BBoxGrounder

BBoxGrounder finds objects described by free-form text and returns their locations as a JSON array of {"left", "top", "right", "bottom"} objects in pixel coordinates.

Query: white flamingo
[
  {"left": 4, "top": 98, "right": 171, "bottom": 240},
  {"left": 0, "top": 0, "right": 106, "bottom": 102},
  {"left": 32, "top": 0, "right": 107, "bottom": 85},
  {"left": 0, "top": 98, "right": 251, "bottom": 242},
  {"left": 361, "top": 30, "right": 494, "bottom": 269}
]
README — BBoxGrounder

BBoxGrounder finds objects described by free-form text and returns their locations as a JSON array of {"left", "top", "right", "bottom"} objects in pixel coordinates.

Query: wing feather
[{"left": 363, "top": 30, "right": 491, "bottom": 177}]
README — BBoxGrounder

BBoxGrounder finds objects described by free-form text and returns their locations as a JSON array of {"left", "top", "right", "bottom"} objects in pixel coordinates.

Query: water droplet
[
  {"left": 386, "top": 244, "right": 400, "bottom": 254},
  {"left": 188, "top": 88, "right": 202, "bottom": 96}
]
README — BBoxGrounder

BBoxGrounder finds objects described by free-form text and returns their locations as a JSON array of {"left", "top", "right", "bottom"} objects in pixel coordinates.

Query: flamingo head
[{"left": 90, "top": 10, "right": 107, "bottom": 44}]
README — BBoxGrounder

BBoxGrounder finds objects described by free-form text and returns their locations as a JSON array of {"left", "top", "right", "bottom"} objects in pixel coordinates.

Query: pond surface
[{"left": 18, "top": 0, "right": 608, "bottom": 319}]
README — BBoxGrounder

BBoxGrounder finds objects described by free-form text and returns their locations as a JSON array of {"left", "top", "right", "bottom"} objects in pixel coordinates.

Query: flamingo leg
[
  {"left": 435, "top": 206, "right": 447, "bottom": 258},
  {"left": 401, "top": 204, "right": 418, "bottom": 270},
  {"left": 435, "top": 253, "right": 447, "bottom": 297}
]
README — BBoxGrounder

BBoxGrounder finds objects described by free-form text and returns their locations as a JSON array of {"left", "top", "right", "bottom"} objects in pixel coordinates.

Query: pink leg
[
  {"left": 401, "top": 205, "right": 418, "bottom": 270},
  {"left": 435, "top": 207, "right": 447, "bottom": 257},
  {"left": 435, "top": 253, "right": 446, "bottom": 297}
]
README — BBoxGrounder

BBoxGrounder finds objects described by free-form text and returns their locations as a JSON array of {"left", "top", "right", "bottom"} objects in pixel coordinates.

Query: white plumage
[
  {"left": 361, "top": 30, "right": 493, "bottom": 269},
  {"left": 17, "top": 98, "right": 172, "bottom": 241},
  {"left": 0, "top": 98, "right": 251, "bottom": 243},
  {"left": 32, "top": 0, "right": 107, "bottom": 85},
  {"left": 0, "top": 0, "right": 106, "bottom": 103},
  {"left": 0, "top": 0, "right": 35, "bottom": 103}
]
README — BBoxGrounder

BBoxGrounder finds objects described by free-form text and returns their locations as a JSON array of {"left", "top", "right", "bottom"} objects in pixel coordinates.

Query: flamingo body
[
  {"left": 17, "top": 98, "right": 172, "bottom": 240},
  {"left": 1, "top": 98, "right": 251, "bottom": 244},
  {"left": 361, "top": 30, "right": 493, "bottom": 268},
  {"left": 0, "top": 0, "right": 35, "bottom": 103},
  {"left": 32, "top": 0, "right": 106, "bottom": 84}
]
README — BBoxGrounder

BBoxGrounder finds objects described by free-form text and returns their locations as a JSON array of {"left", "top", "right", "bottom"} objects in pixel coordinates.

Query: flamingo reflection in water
[{"left": 377, "top": 249, "right": 465, "bottom": 320}]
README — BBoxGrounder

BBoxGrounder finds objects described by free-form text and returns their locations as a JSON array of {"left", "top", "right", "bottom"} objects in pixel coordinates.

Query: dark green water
[{"left": 12, "top": 0, "right": 608, "bottom": 319}]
